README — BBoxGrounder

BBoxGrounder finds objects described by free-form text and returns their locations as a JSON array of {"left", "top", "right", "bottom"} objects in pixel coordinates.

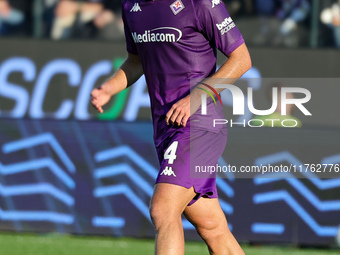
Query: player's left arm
[
  {"left": 210, "top": 43, "right": 251, "bottom": 83},
  {"left": 166, "top": 44, "right": 251, "bottom": 127},
  {"left": 166, "top": 0, "right": 251, "bottom": 127}
]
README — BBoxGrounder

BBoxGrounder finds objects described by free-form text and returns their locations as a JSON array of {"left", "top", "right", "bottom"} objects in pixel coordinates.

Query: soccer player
[{"left": 91, "top": 0, "right": 251, "bottom": 254}]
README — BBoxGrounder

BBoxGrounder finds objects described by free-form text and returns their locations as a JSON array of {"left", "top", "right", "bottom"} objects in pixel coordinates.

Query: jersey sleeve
[
  {"left": 194, "top": 0, "right": 245, "bottom": 56},
  {"left": 122, "top": 7, "right": 138, "bottom": 55}
]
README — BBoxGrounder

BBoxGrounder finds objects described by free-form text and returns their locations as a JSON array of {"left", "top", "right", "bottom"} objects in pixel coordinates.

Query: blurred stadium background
[{"left": 1, "top": 0, "right": 340, "bottom": 254}]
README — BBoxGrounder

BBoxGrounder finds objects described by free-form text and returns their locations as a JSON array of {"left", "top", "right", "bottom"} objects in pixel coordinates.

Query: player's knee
[
  {"left": 195, "top": 218, "right": 227, "bottom": 241},
  {"left": 195, "top": 217, "right": 219, "bottom": 231},
  {"left": 149, "top": 203, "right": 159, "bottom": 225},
  {"left": 149, "top": 202, "right": 170, "bottom": 227},
  {"left": 149, "top": 201, "right": 182, "bottom": 229}
]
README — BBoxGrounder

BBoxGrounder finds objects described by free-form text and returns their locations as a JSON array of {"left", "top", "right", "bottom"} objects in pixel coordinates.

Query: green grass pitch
[{"left": 0, "top": 232, "right": 339, "bottom": 255}]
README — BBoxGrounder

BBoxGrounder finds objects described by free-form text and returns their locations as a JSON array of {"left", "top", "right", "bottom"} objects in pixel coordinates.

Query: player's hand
[
  {"left": 165, "top": 96, "right": 191, "bottom": 127},
  {"left": 165, "top": 89, "right": 203, "bottom": 127},
  {"left": 91, "top": 85, "right": 112, "bottom": 113}
]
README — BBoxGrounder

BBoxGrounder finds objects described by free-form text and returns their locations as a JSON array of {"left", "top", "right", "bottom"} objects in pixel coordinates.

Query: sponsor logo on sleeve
[
  {"left": 170, "top": 0, "right": 185, "bottom": 15},
  {"left": 216, "top": 17, "right": 236, "bottom": 35}
]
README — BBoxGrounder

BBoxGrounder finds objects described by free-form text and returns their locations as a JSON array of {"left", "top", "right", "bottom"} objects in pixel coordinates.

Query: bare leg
[
  {"left": 149, "top": 183, "right": 196, "bottom": 255},
  {"left": 184, "top": 197, "right": 245, "bottom": 255}
]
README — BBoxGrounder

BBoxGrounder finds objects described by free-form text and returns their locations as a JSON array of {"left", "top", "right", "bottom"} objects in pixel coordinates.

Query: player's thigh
[
  {"left": 150, "top": 183, "right": 196, "bottom": 219},
  {"left": 183, "top": 197, "right": 228, "bottom": 231}
]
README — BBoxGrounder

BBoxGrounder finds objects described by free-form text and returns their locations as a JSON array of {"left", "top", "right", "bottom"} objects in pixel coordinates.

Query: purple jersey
[{"left": 122, "top": 0, "right": 244, "bottom": 146}]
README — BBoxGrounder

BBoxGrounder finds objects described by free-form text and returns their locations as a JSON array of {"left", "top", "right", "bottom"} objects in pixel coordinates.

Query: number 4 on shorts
[{"left": 164, "top": 141, "right": 178, "bottom": 165}]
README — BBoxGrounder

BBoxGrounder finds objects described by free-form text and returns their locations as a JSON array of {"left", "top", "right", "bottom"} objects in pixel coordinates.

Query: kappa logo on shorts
[
  {"left": 160, "top": 166, "right": 177, "bottom": 177},
  {"left": 170, "top": 0, "right": 185, "bottom": 15}
]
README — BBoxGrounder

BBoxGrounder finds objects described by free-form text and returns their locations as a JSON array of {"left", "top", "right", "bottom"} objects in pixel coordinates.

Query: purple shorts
[{"left": 155, "top": 128, "right": 228, "bottom": 206}]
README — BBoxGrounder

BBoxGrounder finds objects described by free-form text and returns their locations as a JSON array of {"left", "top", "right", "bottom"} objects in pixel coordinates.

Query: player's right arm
[{"left": 90, "top": 53, "right": 143, "bottom": 113}]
